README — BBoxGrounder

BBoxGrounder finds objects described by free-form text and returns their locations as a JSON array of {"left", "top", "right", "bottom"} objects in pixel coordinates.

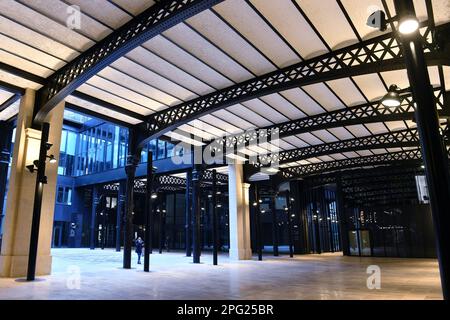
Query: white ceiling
[{"left": 1, "top": 0, "right": 449, "bottom": 174}]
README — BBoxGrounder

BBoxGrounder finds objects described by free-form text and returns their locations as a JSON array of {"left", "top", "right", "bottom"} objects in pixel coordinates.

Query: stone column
[
  {"left": 228, "top": 164, "right": 252, "bottom": 260},
  {"left": 0, "top": 89, "right": 64, "bottom": 277}
]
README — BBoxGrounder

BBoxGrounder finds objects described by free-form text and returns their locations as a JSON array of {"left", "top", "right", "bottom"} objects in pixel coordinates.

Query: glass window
[
  {"left": 57, "top": 186, "right": 64, "bottom": 204},
  {"left": 157, "top": 140, "right": 166, "bottom": 159}
]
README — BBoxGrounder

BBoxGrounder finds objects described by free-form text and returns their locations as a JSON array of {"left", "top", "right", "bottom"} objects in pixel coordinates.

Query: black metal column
[
  {"left": 0, "top": 122, "right": 12, "bottom": 234},
  {"left": 336, "top": 176, "right": 350, "bottom": 256},
  {"left": 144, "top": 151, "right": 153, "bottom": 272},
  {"left": 89, "top": 186, "right": 98, "bottom": 250},
  {"left": 158, "top": 202, "right": 163, "bottom": 254},
  {"left": 185, "top": 170, "right": 192, "bottom": 257},
  {"left": 395, "top": 0, "right": 450, "bottom": 299},
  {"left": 270, "top": 192, "right": 279, "bottom": 256},
  {"left": 285, "top": 191, "right": 294, "bottom": 258},
  {"left": 192, "top": 165, "right": 201, "bottom": 263},
  {"left": 254, "top": 185, "right": 262, "bottom": 261},
  {"left": 123, "top": 130, "right": 139, "bottom": 269},
  {"left": 27, "top": 122, "right": 50, "bottom": 281},
  {"left": 212, "top": 169, "right": 218, "bottom": 265},
  {"left": 312, "top": 190, "right": 322, "bottom": 254},
  {"left": 115, "top": 180, "right": 125, "bottom": 252}
]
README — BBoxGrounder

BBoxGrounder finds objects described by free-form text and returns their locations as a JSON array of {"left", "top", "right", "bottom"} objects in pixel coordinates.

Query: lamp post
[
  {"left": 26, "top": 122, "right": 56, "bottom": 281},
  {"left": 393, "top": 0, "right": 450, "bottom": 299},
  {"left": 144, "top": 151, "right": 154, "bottom": 272},
  {"left": 211, "top": 170, "right": 218, "bottom": 265},
  {"left": 285, "top": 191, "right": 294, "bottom": 258},
  {"left": 253, "top": 185, "right": 262, "bottom": 261}
]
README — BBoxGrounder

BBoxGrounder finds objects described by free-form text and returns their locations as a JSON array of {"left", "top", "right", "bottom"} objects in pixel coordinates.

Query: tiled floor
[{"left": 0, "top": 249, "right": 443, "bottom": 300}]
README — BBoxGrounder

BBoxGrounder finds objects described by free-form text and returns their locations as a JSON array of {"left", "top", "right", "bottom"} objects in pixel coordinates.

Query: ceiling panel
[
  {"left": 143, "top": 35, "right": 232, "bottom": 90},
  {"left": 295, "top": 0, "right": 359, "bottom": 49},
  {"left": 0, "top": 70, "right": 42, "bottom": 90},
  {"left": 327, "top": 127, "right": 355, "bottom": 140},
  {"left": 280, "top": 88, "right": 325, "bottom": 115},
  {"left": 97, "top": 67, "right": 181, "bottom": 107},
  {"left": 86, "top": 76, "right": 166, "bottom": 112},
  {"left": 163, "top": 23, "right": 253, "bottom": 83},
  {"left": 432, "top": 0, "right": 450, "bottom": 25},
  {"left": 326, "top": 78, "right": 368, "bottom": 106},
  {"left": 260, "top": 93, "right": 306, "bottom": 120},
  {"left": 186, "top": 10, "right": 275, "bottom": 76},
  {"left": 384, "top": 121, "right": 408, "bottom": 132},
  {"left": 77, "top": 83, "right": 153, "bottom": 115},
  {"left": 214, "top": 0, "right": 300, "bottom": 67},
  {"left": 19, "top": 0, "right": 110, "bottom": 41},
  {"left": 0, "top": 90, "right": 14, "bottom": 104},
  {"left": 0, "top": 99, "right": 19, "bottom": 121},
  {"left": 242, "top": 99, "right": 288, "bottom": 124},
  {"left": 111, "top": 58, "right": 197, "bottom": 101},
  {"left": 296, "top": 133, "right": 324, "bottom": 146},
  {"left": 0, "top": 48, "right": 53, "bottom": 77},
  {"left": 126, "top": 46, "right": 213, "bottom": 96},
  {"left": 302, "top": 83, "right": 345, "bottom": 111},
  {"left": 312, "top": 130, "right": 339, "bottom": 143},
  {"left": 212, "top": 109, "right": 255, "bottom": 130},
  {"left": 196, "top": 115, "right": 243, "bottom": 134},
  {"left": 282, "top": 135, "right": 309, "bottom": 149},
  {"left": 65, "top": 0, "right": 131, "bottom": 29},
  {"left": 340, "top": 0, "right": 388, "bottom": 40},
  {"left": 226, "top": 104, "right": 272, "bottom": 128},
  {"left": 178, "top": 124, "right": 217, "bottom": 141},
  {"left": 352, "top": 73, "right": 387, "bottom": 101},
  {"left": 0, "top": 0, "right": 93, "bottom": 51},
  {"left": 110, "top": 0, "right": 155, "bottom": 16},
  {"left": 364, "top": 123, "right": 390, "bottom": 135},
  {"left": 65, "top": 95, "right": 141, "bottom": 124},
  {"left": 345, "top": 125, "right": 372, "bottom": 137},
  {"left": 0, "top": 15, "right": 77, "bottom": 61},
  {"left": 249, "top": 0, "right": 327, "bottom": 59}
]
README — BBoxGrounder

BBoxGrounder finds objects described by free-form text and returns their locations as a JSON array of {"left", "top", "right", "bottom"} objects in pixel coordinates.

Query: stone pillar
[
  {"left": 228, "top": 164, "right": 252, "bottom": 260},
  {"left": 0, "top": 89, "right": 64, "bottom": 277}
]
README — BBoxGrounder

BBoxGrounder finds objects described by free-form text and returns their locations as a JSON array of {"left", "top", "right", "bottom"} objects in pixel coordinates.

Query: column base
[
  {"left": 229, "top": 248, "right": 252, "bottom": 260},
  {"left": 0, "top": 254, "right": 52, "bottom": 278}
]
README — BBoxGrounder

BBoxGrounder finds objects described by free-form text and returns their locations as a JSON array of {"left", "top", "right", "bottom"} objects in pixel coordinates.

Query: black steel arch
[
  {"left": 139, "top": 22, "right": 450, "bottom": 147},
  {"left": 206, "top": 89, "right": 446, "bottom": 156},
  {"left": 281, "top": 149, "right": 425, "bottom": 179},
  {"left": 33, "top": 0, "right": 223, "bottom": 124}
]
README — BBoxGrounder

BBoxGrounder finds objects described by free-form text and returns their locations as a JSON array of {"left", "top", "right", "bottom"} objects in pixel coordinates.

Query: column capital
[{"left": 243, "top": 183, "right": 251, "bottom": 190}]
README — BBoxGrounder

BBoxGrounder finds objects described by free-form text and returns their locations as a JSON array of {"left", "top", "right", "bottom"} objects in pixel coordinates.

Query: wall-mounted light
[
  {"left": 382, "top": 85, "right": 402, "bottom": 107},
  {"left": 47, "top": 154, "right": 57, "bottom": 164},
  {"left": 151, "top": 193, "right": 158, "bottom": 199}
]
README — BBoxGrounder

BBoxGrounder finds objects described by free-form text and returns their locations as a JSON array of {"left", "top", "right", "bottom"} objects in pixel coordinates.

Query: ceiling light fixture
[
  {"left": 382, "top": 85, "right": 402, "bottom": 108},
  {"left": 398, "top": 16, "right": 419, "bottom": 35}
]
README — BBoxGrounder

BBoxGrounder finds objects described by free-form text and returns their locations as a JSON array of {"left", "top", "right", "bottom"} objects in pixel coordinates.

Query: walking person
[{"left": 135, "top": 237, "right": 144, "bottom": 264}]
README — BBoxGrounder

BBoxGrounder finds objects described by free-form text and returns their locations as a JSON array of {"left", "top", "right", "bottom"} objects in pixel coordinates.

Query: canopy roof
[{"left": 1, "top": 0, "right": 449, "bottom": 176}]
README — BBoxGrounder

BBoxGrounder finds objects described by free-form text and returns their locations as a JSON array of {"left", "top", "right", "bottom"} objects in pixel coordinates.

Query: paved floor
[{"left": 0, "top": 249, "right": 443, "bottom": 300}]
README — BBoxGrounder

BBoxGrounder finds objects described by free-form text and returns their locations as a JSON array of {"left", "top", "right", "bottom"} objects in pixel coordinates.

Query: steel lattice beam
[
  {"left": 139, "top": 22, "right": 450, "bottom": 146},
  {"left": 281, "top": 149, "right": 425, "bottom": 179},
  {"left": 33, "top": 0, "right": 223, "bottom": 124},
  {"left": 256, "top": 124, "right": 449, "bottom": 167},
  {"left": 257, "top": 128, "right": 422, "bottom": 167},
  {"left": 208, "top": 89, "right": 446, "bottom": 158}
]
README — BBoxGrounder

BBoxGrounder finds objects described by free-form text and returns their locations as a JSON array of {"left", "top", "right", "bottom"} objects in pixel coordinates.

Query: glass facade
[{"left": 59, "top": 116, "right": 182, "bottom": 178}]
